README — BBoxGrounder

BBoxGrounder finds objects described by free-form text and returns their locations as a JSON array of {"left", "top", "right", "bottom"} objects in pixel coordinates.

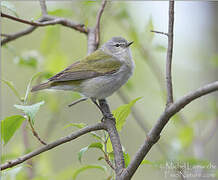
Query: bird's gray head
[{"left": 100, "top": 37, "right": 133, "bottom": 56}]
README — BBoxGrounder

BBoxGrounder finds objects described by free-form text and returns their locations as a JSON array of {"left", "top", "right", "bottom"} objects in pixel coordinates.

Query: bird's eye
[{"left": 115, "top": 44, "right": 120, "bottom": 47}]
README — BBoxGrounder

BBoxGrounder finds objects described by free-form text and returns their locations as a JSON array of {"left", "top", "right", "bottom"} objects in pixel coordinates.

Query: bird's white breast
[{"left": 80, "top": 63, "right": 134, "bottom": 99}]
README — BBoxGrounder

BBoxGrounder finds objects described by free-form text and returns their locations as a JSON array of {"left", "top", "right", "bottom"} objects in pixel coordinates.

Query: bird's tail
[{"left": 31, "top": 82, "right": 51, "bottom": 92}]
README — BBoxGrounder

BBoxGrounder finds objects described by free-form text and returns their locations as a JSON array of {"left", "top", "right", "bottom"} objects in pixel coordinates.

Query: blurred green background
[{"left": 1, "top": 1, "right": 218, "bottom": 180}]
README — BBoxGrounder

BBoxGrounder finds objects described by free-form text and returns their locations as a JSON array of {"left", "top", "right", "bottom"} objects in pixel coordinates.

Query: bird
[{"left": 31, "top": 37, "right": 134, "bottom": 115}]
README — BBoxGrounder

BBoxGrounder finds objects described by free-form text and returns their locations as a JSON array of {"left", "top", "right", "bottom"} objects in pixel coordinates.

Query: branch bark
[
  {"left": 166, "top": 0, "right": 175, "bottom": 106},
  {"left": 121, "top": 81, "right": 218, "bottom": 179},
  {"left": 0, "top": 123, "right": 105, "bottom": 170}
]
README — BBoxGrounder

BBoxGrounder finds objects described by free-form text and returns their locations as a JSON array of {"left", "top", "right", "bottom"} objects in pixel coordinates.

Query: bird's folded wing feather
[{"left": 48, "top": 50, "right": 122, "bottom": 82}]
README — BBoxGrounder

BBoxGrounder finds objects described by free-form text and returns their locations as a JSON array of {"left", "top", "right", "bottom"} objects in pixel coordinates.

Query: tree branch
[
  {"left": 0, "top": 123, "right": 105, "bottom": 170},
  {"left": 166, "top": 0, "right": 175, "bottom": 106},
  {"left": 1, "top": 13, "right": 88, "bottom": 34},
  {"left": 150, "top": 30, "right": 169, "bottom": 36},
  {"left": 1, "top": 25, "right": 38, "bottom": 46},
  {"left": 95, "top": 0, "right": 107, "bottom": 47},
  {"left": 121, "top": 81, "right": 218, "bottom": 179},
  {"left": 99, "top": 99, "right": 125, "bottom": 177},
  {"left": 27, "top": 116, "right": 47, "bottom": 145},
  {"left": 39, "top": 0, "right": 47, "bottom": 16}
]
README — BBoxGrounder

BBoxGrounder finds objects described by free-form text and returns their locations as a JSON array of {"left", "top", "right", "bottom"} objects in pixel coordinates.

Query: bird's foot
[{"left": 101, "top": 113, "right": 115, "bottom": 122}]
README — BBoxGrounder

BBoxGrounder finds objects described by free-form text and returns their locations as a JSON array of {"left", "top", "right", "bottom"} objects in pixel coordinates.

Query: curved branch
[
  {"left": 0, "top": 123, "right": 105, "bottom": 170},
  {"left": 95, "top": 0, "right": 107, "bottom": 47},
  {"left": 122, "top": 81, "right": 218, "bottom": 179},
  {"left": 1, "top": 26, "right": 38, "bottom": 46}
]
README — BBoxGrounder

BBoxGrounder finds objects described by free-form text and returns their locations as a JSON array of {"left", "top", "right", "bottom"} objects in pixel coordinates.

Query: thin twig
[
  {"left": 22, "top": 121, "right": 34, "bottom": 179},
  {"left": 0, "top": 123, "right": 105, "bottom": 170},
  {"left": 122, "top": 81, "right": 218, "bottom": 179},
  {"left": 165, "top": 0, "right": 175, "bottom": 107},
  {"left": 1, "top": 26, "right": 38, "bottom": 46},
  {"left": 1, "top": 12, "right": 45, "bottom": 26},
  {"left": 95, "top": 0, "right": 107, "bottom": 47},
  {"left": 150, "top": 30, "right": 169, "bottom": 36},
  {"left": 39, "top": 0, "right": 47, "bottom": 16},
  {"left": 1, "top": 13, "right": 88, "bottom": 33},
  {"left": 27, "top": 116, "right": 47, "bottom": 145}
]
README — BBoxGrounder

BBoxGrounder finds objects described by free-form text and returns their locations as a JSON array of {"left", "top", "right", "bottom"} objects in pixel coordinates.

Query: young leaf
[
  {"left": 2, "top": 79, "right": 22, "bottom": 102},
  {"left": 1, "top": 1, "right": 18, "bottom": 17},
  {"left": 24, "top": 72, "right": 42, "bottom": 103},
  {"left": 14, "top": 101, "right": 45, "bottom": 124},
  {"left": 64, "top": 123, "right": 86, "bottom": 129},
  {"left": 13, "top": 51, "right": 41, "bottom": 68},
  {"left": 48, "top": 8, "right": 73, "bottom": 17},
  {"left": 123, "top": 152, "right": 130, "bottom": 167},
  {"left": 78, "top": 142, "right": 103, "bottom": 162},
  {"left": 72, "top": 164, "right": 107, "bottom": 180},
  {"left": 113, "top": 97, "right": 142, "bottom": 132},
  {"left": 1, "top": 115, "right": 26, "bottom": 144}
]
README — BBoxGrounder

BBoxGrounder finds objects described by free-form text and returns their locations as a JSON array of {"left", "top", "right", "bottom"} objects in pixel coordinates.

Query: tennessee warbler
[{"left": 31, "top": 37, "right": 134, "bottom": 103}]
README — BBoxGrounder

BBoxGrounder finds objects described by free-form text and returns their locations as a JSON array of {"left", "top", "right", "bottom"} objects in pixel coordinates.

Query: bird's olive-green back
[{"left": 49, "top": 49, "right": 122, "bottom": 82}]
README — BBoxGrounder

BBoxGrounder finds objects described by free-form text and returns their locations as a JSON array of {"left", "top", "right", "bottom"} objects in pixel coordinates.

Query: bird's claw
[{"left": 101, "top": 113, "right": 114, "bottom": 122}]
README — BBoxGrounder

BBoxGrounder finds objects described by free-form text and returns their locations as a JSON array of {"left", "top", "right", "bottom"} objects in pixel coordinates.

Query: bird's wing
[{"left": 48, "top": 50, "right": 122, "bottom": 82}]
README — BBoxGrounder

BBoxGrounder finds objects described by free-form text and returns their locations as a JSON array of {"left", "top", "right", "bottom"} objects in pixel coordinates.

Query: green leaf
[
  {"left": 2, "top": 79, "right": 22, "bottom": 102},
  {"left": 145, "top": 16, "right": 154, "bottom": 42},
  {"left": 44, "top": 51, "right": 68, "bottom": 74},
  {"left": 78, "top": 142, "right": 103, "bottom": 162},
  {"left": 13, "top": 51, "right": 41, "bottom": 68},
  {"left": 155, "top": 44, "right": 167, "bottom": 52},
  {"left": 64, "top": 123, "right": 86, "bottom": 129},
  {"left": 89, "top": 132, "right": 103, "bottom": 142},
  {"left": 41, "top": 26, "right": 60, "bottom": 55},
  {"left": 1, "top": 115, "right": 26, "bottom": 144},
  {"left": 14, "top": 101, "right": 45, "bottom": 124},
  {"left": 178, "top": 126, "right": 194, "bottom": 148},
  {"left": 48, "top": 8, "right": 73, "bottom": 17},
  {"left": 24, "top": 72, "right": 42, "bottom": 103},
  {"left": 72, "top": 164, "right": 107, "bottom": 180},
  {"left": 106, "top": 138, "right": 113, "bottom": 153},
  {"left": 113, "top": 97, "right": 142, "bottom": 131},
  {"left": 141, "top": 159, "right": 155, "bottom": 165},
  {"left": 1, "top": 1, "right": 18, "bottom": 17},
  {"left": 123, "top": 152, "right": 130, "bottom": 167}
]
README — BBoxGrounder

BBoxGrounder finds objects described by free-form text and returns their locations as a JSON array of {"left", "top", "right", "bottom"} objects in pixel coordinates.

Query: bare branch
[
  {"left": 39, "top": 0, "right": 47, "bottom": 16},
  {"left": 0, "top": 123, "right": 105, "bottom": 170},
  {"left": 95, "top": 0, "right": 107, "bottom": 47},
  {"left": 1, "top": 13, "right": 88, "bottom": 34},
  {"left": 27, "top": 116, "right": 47, "bottom": 145},
  {"left": 150, "top": 30, "right": 169, "bottom": 36},
  {"left": 166, "top": 0, "right": 175, "bottom": 106},
  {"left": 1, "top": 26, "right": 38, "bottom": 46},
  {"left": 1, "top": 12, "right": 45, "bottom": 26},
  {"left": 1, "top": 33, "right": 11, "bottom": 37},
  {"left": 121, "top": 81, "right": 218, "bottom": 179},
  {"left": 99, "top": 99, "right": 125, "bottom": 177}
]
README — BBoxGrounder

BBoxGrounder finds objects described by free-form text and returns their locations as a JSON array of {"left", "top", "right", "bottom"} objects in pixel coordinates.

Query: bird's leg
[
  {"left": 91, "top": 98, "right": 112, "bottom": 121},
  {"left": 98, "top": 99, "right": 114, "bottom": 121},
  {"left": 68, "top": 97, "right": 88, "bottom": 107}
]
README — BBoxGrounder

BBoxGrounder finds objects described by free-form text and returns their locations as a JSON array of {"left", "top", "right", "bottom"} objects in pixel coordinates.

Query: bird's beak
[{"left": 127, "top": 41, "right": 134, "bottom": 47}]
